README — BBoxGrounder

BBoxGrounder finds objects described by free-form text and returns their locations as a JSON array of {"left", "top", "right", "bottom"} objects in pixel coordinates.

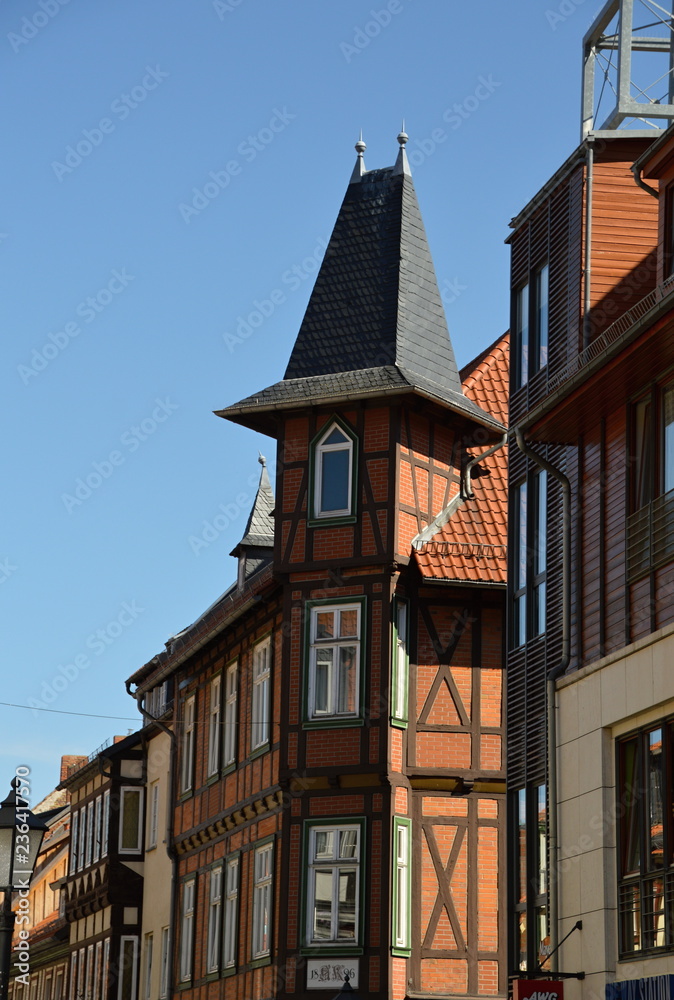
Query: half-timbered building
[{"left": 126, "top": 132, "right": 508, "bottom": 1000}]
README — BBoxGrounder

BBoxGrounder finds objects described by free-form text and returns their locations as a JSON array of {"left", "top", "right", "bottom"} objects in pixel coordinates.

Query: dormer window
[{"left": 311, "top": 419, "right": 357, "bottom": 522}]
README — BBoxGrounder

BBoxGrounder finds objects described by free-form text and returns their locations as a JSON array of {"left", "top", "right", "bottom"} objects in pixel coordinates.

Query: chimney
[{"left": 60, "top": 755, "right": 87, "bottom": 783}]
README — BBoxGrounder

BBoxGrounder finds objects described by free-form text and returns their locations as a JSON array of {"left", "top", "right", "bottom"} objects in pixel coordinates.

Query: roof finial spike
[
  {"left": 258, "top": 452, "right": 266, "bottom": 467},
  {"left": 350, "top": 130, "right": 367, "bottom": 183},
  {"left": 394, "top": 122, "right": 411, "bottom": 177}
]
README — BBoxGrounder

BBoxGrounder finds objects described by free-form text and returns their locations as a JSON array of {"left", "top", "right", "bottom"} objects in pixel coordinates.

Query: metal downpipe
[{"left": 514, "top": 428, "right": 571, "bottom": 974}]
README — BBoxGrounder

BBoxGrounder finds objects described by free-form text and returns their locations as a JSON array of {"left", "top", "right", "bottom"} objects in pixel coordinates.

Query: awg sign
[{"left": 514, "top": 981, "right": 564, "bottom": 1000}]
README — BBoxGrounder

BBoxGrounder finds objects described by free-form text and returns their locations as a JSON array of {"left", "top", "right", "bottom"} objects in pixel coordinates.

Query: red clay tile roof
[{"left": 414, "top": 331, "right": 509, "bottom": 584}]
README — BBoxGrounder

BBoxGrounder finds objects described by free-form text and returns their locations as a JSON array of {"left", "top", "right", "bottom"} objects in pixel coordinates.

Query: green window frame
[
  {"left": 303, "top": 597, "right": 366, "bottom": 728},
  {"left": 391, "top": 599, "right": 409, "bottom": 727},
  {"left": 222, "top": 853, "right": 240, "bottom": 973},
  {"left": 301, "top": 817, "right": 366, "bottom": 956},
  {"left": 308, "top": 416, "right": 358, "bottom": 526},
  {"left": 392, "top": 817, "right": 412, "bottom": 955},
  {"left": 252, "top": 840, "right": 274, "bottom": 963}
]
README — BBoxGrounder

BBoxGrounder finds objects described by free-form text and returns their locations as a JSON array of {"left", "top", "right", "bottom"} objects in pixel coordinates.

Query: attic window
[{"left": 312, "top": 420, "right": 357, "bottom": 521}]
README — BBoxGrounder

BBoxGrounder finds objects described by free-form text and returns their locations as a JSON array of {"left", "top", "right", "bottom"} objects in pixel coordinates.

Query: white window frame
[
  {"left": 308, "top": 603, "right": 361, "bottom": 720},
  {"left": 180, "top": 696, "right": 196, "bottom": 794},
  {"left": 207, "top": 675, "right": 222, "bottom": 777},
  {"left": 314, "top": 421, "right": 354, "bottom": 519},
  {"left": 251, "top": 639, "right": 271, "bottom": 751},
  {"left": 392, "top": 818, "right": 412, "bottom": 953},
  {"left": 119, "top": 787, "right": 143, "bottom": 855},
  {"left": 223, "top": 663, "right": 238, "bottom": 767},
  {"left": 93, "top": 796, "right": 102, "bottom": 864},
  {"left": 206, "top": 865, "right": 222, "bottom": 974},
  {"left": 252, "top": 842, "right": 273, "bottom": 959},
  {"left": 77, "top": 948, "right": 85, "bottom": 1000},
  {"left": 77, "top": 809, "right": 86, "bottom": 871},
  {"left": 93, "top": 941, "right": 102, "bottom": 1000},
  {"left": 68, "top": 955, "right": 77, "bottom": 1000},
  {"left": 70, "top": 811, "right": 78, "bottom": 873},
  {"left": 179, "top": 879, "right": 195, "bottom": 983},
  {"left": 85, "top": 802, "right": 94, "bottom": 868},
  {"left": 158, "top": 928, "right": 169, "bottom": 999},
  {"left": 86, "top": 945, "right": 94, "bottom": 1000},
  {"left": 223, "top": 855, "right": 239, "bottom": 969},
  {"left": 143, "top": 933, "right": 153, "bottom": 1000},
  {"left": 391, "top": 600, "right": 409, "bottom": 726},
  {"left": 306, "top": 823, "right": 361, "bottom": 946},
  {"left": 102, "top": 791, "right": 110, "bottom": 858},
  {"left": 147, "top": 782, "right": 159, "bottom": 851},
  {"left": 102, "top": 939, "right": 110, "bottom": 1000},
  {"left": 117, "top": 937, "right": 138, "bottom": 1000}
]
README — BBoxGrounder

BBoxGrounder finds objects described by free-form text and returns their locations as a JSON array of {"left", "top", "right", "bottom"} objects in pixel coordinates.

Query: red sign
[{"left": 513, "top": 981, "right": 564, "bottom": 1000}]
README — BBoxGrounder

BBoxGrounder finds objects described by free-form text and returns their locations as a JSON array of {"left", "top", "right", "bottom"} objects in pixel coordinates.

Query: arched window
[{"left": 312, "top": 420, "right": 356, "bottom": 520}]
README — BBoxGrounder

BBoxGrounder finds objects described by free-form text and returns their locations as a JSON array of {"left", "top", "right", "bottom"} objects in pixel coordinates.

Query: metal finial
[
  {"left": 258, "top": 452, "right": 266, "bottom": 467},
  {"left": 355, "top": 129, "right": 366, "bottom": 156},
  {"left": 397, "top": 121, "right": 408, "bottom": 147}
]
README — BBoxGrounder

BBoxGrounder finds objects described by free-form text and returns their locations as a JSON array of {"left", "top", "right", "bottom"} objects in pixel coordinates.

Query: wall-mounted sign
[
  {"left": 307, "top": 960, "right": 359, "bottom": 990},
  {"left": 514, "top": 980, "right": 564, "bottom": 1000}
]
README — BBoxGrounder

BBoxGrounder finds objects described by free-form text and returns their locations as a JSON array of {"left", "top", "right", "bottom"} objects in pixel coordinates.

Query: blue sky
[{"left": 3, "top": 0, "right": 599, "bottom": 804}]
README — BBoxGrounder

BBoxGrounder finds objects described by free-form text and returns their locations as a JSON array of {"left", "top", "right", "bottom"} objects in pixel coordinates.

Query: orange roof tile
[{"left": 414, "top": 331, "right": 509, "bottom": 585}]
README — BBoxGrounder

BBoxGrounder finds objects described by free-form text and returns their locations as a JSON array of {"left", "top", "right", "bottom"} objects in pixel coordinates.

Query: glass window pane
[
  {"left": 314, "top": 831, "right": 334, "bottom": 860},
  {"left": 339, "top": 609, "right": 358, "bottom": 637},
  {"left": 517, "top": 789, "right": 527, "bottom": 903},
  {"left": 664, "top": 388, "right": 674, "bottom": 494},
  {"left": 537, "top": 265, "right": 549, "bottom": 370},
  {"left": 314, "top": 650, "right": 332, "bottom": 714},
  {"left": 321, "top": 449, "right": 350, "bottom": 512},
  {"left": 635, "top": 397, "right": 654, "bottom": 509},
  {"left": 537, "top": 785, "right": 547, "bottom": 895},
  {"left": 517, "top": 283, "right": 529, "bottom": 388},
  {"left": 620, "top": 737, "right": 641, "bottom": 876},
  {"left": 121, "top": 791, "right": 141, "bottom": 851},
  {"left": 316, "top": 612, "right": 335, "bottom": 639},
  {"left": 324, "top": 428, "right": 348, "bottom": 446},
  {"left": 337, "top": 647, "right": 357, "bottom": 714},
  {"left": 337, "top": 870, "right": 357, "bottom": 939},
  {"left": 517, "top": 482, "right": 528, "bottom": 590},
  {"left": 339, "top": 830, "right": 358, "bottom": 859},
  {"left": 313, "top": 871, "right": 333, "bottom": 940},
  {"left": 647, "top": 728, "right": 664, "bottom": 870}
]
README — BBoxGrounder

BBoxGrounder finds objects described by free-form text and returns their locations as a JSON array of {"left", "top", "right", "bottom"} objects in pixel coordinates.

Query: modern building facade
[
  {"left": 126, "top": 134, "right": 509, "bottom": 1000},
  {"left": 506, "top": 12, "right": 674, "bottom": 992}
]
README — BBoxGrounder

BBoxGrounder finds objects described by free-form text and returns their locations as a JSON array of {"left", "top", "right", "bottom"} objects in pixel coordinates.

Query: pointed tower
[
  {"left": 230, "top": 454, "right": 275, "bottom": 587},
  {"left": 214, "top": 136, "right": 507, "bottom": 1000}
]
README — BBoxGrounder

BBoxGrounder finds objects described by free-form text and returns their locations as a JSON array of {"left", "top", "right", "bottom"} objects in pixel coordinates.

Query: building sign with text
[{"left": 513, "top": 980, "right": 564, "bottom": 1000}]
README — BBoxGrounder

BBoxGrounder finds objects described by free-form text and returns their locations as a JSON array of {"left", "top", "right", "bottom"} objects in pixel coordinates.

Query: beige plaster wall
[
  {"left": 139, "top": 731, "right": 172, "bottom": 1000},
  {"left": 554, "top": 623, "right": 674, "bottom": 1000}
]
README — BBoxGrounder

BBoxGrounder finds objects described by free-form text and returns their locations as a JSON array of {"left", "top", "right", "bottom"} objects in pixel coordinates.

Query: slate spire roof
[
  {"left": 230, "top": 454, "right": 275, "bottom": 555},
  {"left": 217, "top": 135, "right": 504, "bottom": 438}
]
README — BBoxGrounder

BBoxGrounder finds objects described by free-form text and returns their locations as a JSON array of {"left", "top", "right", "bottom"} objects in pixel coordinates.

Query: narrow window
[
  {"left": 533, "top": 470, "right": 547, "bottom": 637},
  {"left": 86, "top": 945, "right": 94, "bottom": 1000},
  {"left": 313, "top": 422, "right": 355, "bottom": 519},
  {"left": 513, "top": 482, "right": 527, "bottom": 647},
  {"left": 180, "top": 696, "right": 195, "bottom": 793},
  {"left": 308, "top": 603, "right": 361, "bottom": 720},
  {"left": 516, "top": 282, "right": 529, "bottom": 389},
  {"left": 143, "top": 934, "right": 153, "bottom": 1000},
  {"left": 307, "top": 825, "right": 360, "bottom": 944},
  {"left": 392, "top": 819, "right": 411, "bottom": 952},
  {"left": 251, "top": 640, "right": 271, "bottom": 751},
  {"left": 664, "top": 386, "right": 674, "bottom": 495},
  {"left": 102, "top": 791, "right": 110, "bottom": 858},
  {"left": 70, "top": 811, "right": 79, "bottom": 873},
  {"left": 102, "top": 939, "right": 110, "bottom": 1000},
  {"left": 634, "top": 395, "right": 654, "bottom": 510},
  {"left": 207, "top": 675, "right": 222, "bottom": 777},
  {"left": 158, "top": 929, "right": 169, "bottom": 999},
  {"left": 206, "top": 866, "right": 222, "bottom": 973},
  {"left": 85, "top": 802, "right": 94, "bottom": 868},
  {"left": 77, "top": 809, "right": 86, "bottom": 871},
  {"left": 77, "top": 949, "right": 84, "bottom": 1000},
  {"left": 117, "top": 938, "right": 138, "bottom": 1000},
  {"left": 93, "top": 796, "right": 102, "bottom": 864},
  {"left": 391, "top": 600, "right": 408, "bottom": 725},
  {"left": 535, "top": 264, "right": 549, "bottom": 370},
  {"left": 179, "top": 880, "right": 195, "bottom": 982},
  {"left": 223, "top": 663, "right": 238, "bottom": 767},
  {"left": 69, "top": 954, "right": 77, "bottom": 1000},
  {"left": 252, "top": 843, "right": 273, "bottom": 959},
  {"left": 119, "top": 788, "right": 143, "bottom": 854},
  {"left": 93, "top": 942, "right": 102, "bottom": 1000},
  {"left": 148, "top": 783, "right": 159, "bottom": 850},
  {"left": 223, "top": 856, "right": 239, "bottom": 969}
]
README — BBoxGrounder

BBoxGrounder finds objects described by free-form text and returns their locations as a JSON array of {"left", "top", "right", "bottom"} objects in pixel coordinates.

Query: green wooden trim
[
  {"left": 300, "top": 817, "right": 367, "bottom": 951},
  {"left": 302, "top": 596, "right": 367, "bottom": 725},
  {"left": 391, "top": 816, "right": 412, "bottom": 955},
  {"left": 249, "top": 956, "right": 272, "bottom": 969},
  {"left": 221, "top": 762, "right": 236, "bottom": 778},
  {"left": 391, "top": 597, "right": 409, "bottom": 727},
  {"left": 248, "top": 742, "right": 269, "bottom": 761},
  {"left": 308, "top": 414, "right": 359, "bottom": 522}
]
